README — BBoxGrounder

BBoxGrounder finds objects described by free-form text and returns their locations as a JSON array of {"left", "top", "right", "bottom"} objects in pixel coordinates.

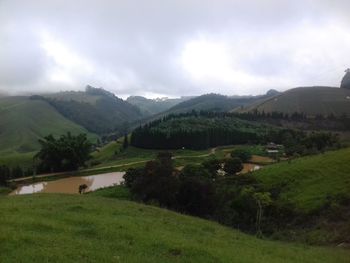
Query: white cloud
[{"left": 0, "top": 0, "right": 349, "bottom": 97}]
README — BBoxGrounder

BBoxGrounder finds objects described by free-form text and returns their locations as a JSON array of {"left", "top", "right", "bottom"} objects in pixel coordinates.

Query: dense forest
[
  {"left": 131, "top": 111, "right": 341, "bottom": 153},
  {"left": 130, "top": 112, "right": 270, "bottom": 149}
]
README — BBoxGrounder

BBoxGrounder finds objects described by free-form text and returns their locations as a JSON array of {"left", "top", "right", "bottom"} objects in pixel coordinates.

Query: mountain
[
  {"left": 0, "top": 96, "right": 97, "bottom": 160},
  {"left": 126, "top": 96, "right": 191, "bottom": 116},
  {"left": 1, "top": 194, "right": 348, "bottom": 262},
  {"left": 35, "top": 86, "right": 143, "bottom": 134},
  {"left": 164, "top": 93, "right": 276, "bottom": 115},
  {"left": 240, "top": 86, "right": 350, "bottom": 116},
  {"left": 341, "top": 70, "right": 350, "bottom": 90}
]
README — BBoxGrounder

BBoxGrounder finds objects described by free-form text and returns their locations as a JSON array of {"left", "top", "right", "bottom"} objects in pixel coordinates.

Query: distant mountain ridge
[
  {"left": 239, "top": 86, "right": 350, "bottom": 117},
  {"left": 126, "top": 95, "right": 192, "bottom": 116}
]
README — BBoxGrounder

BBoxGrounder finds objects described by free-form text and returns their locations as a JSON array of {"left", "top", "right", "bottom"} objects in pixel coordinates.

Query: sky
[{"left": 1, "top": 0, "right": 350, "bottom": 98}]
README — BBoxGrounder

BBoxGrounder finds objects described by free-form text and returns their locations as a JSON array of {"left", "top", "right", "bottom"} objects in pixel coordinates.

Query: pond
[{"left": 10, "top": 172, "right": 125, "bottom": 195}]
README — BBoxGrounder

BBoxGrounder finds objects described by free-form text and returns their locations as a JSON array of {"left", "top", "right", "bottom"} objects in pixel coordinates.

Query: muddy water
[
  {"left": 240, "top": 163, "right": 261, "bottom": 174},
  {"left": 10, "top": 172, "right": 125, "bottom": 195}
]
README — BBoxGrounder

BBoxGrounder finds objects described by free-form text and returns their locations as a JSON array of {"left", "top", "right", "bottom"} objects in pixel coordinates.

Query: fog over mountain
[{"left": 1, "top": 0, "right": 350, "bottom": 97}]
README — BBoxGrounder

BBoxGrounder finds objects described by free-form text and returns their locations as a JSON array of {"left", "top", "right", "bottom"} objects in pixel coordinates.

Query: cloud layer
[{"left": 1, "top": 0, "right": 350, "bottom": 97}]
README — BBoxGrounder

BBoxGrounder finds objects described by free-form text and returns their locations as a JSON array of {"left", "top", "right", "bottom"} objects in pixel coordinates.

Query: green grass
[
  {"left": 0, "top": 194, "right": 349, "bottom": 263},
  {"left": 253, "top": 148, "right": 350, "bottom": 213},
  {"left": 0, "top": 96, "right": 98, "bottom": 167},
  {"left": 88, "top": 185, "right": 131, "bottom": 199},
  {"left": 243, "top": 86, "right": 350, "bottom": 116}
]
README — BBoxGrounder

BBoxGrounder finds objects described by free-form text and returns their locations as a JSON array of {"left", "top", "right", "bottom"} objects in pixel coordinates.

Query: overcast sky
[{"left": 1, "top": 0, "right": 350, "bottom": 98}]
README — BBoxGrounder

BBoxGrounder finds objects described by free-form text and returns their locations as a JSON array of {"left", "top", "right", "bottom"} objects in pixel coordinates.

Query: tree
[
  {"left": 202, "top": 158, "right": 221, "bottom": 178},
  {"left": 224, "top": 158, "right": 243, "bottom": 176},
  {"left": 180, "top": 164, "right": 211, "bottom": 179},
  {"left": 0, "top": 165, "right": 10, "bottom": 186},
  {"left": 230, "top": 148, "right": 252, "bottom": 162},
  {"left": 122, "top": 134, "right": 129, "bottom": 150},
  {"left": 35, "top": 133, "right": 92, "bottom": 172}
]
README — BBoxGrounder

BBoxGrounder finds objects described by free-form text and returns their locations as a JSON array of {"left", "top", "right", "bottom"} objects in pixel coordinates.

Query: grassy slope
[
  {"left": 242, "top": 87, "right": 350, "bottom": 116},
  {"left": 253, "top": 148, "right": 350, "bottom": 213},
  {"left": 0, "top": 96, "right": 98, "bottom": 167},
  {"left": 0, "top": 194, "right": 349, "bottom": 263}
]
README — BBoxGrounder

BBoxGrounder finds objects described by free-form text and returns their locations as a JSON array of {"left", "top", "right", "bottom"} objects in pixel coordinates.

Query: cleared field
[{"left": 0, "top": 194, "right": 349, "bottom": 263}]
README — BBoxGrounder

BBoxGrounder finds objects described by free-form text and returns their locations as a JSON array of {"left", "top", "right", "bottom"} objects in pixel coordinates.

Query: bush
[
  {"left": 230, "top": 148, "right": 252, "bottom": 162},
  {"left": 223, "top": 158, "right": 243, "bottom": 176}
]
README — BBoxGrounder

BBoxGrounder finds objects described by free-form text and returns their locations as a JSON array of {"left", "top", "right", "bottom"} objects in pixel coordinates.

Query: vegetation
[
  {"left": 126, "top": 95, "right": 191, "bottom": 116},
  {"left": 131, "top": 112, "right": 273, "bottom": 150},
  {"left": 121, "top": 147, "right": 350, "bottom": 245},
  {"left": 31, "top": 86, "right": 142, "bottom": 134},
  {"left": 35, "top": 133, "right": 92, "bottom": 173},
  {"left": 0, "top": 96, "right": 97, "bottom": 162},
  {"left": 1, "top": 194, "right": 348, "bottom": 263},
  {"left": 241, "top": 86, "right": 350, "bottom": 117},
  {"left": 163, "top": 92, "right": 276, "bottom": 115}
]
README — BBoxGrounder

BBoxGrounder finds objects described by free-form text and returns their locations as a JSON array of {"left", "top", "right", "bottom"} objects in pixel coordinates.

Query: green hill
[
  {"left": 165, "top": 93, "right": 268, "bottom": 114},
  {"left": 126, "top": 96, "right": 191, "bottom": 116},
  {"left": 241, "top": 86, "right": 350, "bottom": 116},
  {"left": 0, "top": 194, "right": 348, "bottom": 263},
  {"left": 37, "top": 86, "right": 143, "bottom": 134},
  {"left": 0, "top": 96, "right": 97, "bottom": 166},
  {"left": 253, "top": 148, "right": 350, "bottom": 243}
]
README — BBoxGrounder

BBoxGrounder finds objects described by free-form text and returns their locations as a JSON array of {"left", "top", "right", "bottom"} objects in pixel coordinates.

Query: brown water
[{"left": 10, "top": 172, "right": 125, "bottom": 195}]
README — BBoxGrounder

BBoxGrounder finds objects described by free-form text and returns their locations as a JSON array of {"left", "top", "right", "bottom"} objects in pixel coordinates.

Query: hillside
[
  {"left": 0, "top": 96, "right": 97, "bottom": 166},
  {"left": 241, "top": 86, "right": 350, "bottom": 116},
  {"left": 36, "top": 86, "right": 143, "bottom": 134},
  {"left": 126, "top": 96, "right": 192, "bottom": 116},
  {"left": 0, "top": 194, "right": 349, "bottom": 263},
  {"left": 253, "top": 148, "right": 350, "bottom": 243},
  {"left": 131, "top": 113, "right": 275, "bottom": 149},
  {"left": 165, "top": 93, "right": 270, "bottom": 114}
]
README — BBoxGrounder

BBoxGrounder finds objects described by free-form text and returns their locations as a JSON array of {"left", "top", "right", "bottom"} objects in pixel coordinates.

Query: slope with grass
[
  {"left": 241, "top": 86, "right": 350, "bottom": 116},
  {"left": 253, "top": 148, "right": 350, "bottom": 244},
  {"left": 0, "top": 96, "right": 98, "bottom": 167},
  {"left": 254, "top": 148, "right": 350, "bottom": 212},
  {"left": 38, "top": 86, "right": 143, "bottom": 134},
  {"left": 0, "top": 194, "right": 349, "bottom": 263}
]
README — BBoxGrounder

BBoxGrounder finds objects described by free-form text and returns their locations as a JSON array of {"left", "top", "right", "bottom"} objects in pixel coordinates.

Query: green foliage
[
  {"left": 201, "top": 158, "right": 221, "bottom": 178},
  {"left": 223, "top": 158, "right": 243, "bottom": 175},
  {"left": 131, "top": 112, "right": 274, "bottom": 150},
  {"left": 0, "top": 96, "right": 97, "bottom": 159},
  {"left": 36, "top": 133, "right": 92, "bottom": 172},
  {"left": 180, "top": 164, "right": 211, "bottom": 179},
  {"left": 33, "top": 86, "right": 142, "bottom": 134},
  {"left": 230, "top": 148, "right": 252, "bottom": 162},
  {"left": 122, "top": 134, "right": 129, "bottom": 150}
]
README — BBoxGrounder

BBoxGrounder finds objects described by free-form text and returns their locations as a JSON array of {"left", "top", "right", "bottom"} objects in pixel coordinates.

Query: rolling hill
[
  {"left": 0, "top": 96, "right": 98, "bottom": 166},
  {"left": 0, "top": 194, "right": 348, "bottom": 263},
  {"left": 253, "top": 148, "right": 350, "bottom": 244},
  {"left": 126, "top": 96, "right": 192, "bottom": 116},
  {"left": 240, "top": 86, "right": 350, "bottom": 116},
  {"left": 36, "top": 86, "right": 143, "bottom": 134}
]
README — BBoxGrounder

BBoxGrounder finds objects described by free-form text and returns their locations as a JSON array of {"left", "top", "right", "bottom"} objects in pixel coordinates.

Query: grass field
[
  {"left": 253, "top": 148, "right": 350, "bottom": 213},
  {"left": 0, "top": 96, "right": 98, "bottom": 167},
  {"left": 0, "top": 194, "right": 349, "bottom": 263}
]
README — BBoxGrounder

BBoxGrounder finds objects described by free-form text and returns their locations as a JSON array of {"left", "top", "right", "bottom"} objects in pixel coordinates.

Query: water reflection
[{"left": 11, "top": 172, "right": 125, "bottom": 195}]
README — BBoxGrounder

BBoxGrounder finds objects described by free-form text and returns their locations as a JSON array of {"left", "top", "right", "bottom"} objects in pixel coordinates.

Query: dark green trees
[
  {"left": 35, "top": 133, "right": 92, "bottom": 172},
  {"left": 231, "top": 148, "right": 252, "bottom": 162},
  {"left": 224, "top": 158, "right": 243, "bottom": 176}
]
